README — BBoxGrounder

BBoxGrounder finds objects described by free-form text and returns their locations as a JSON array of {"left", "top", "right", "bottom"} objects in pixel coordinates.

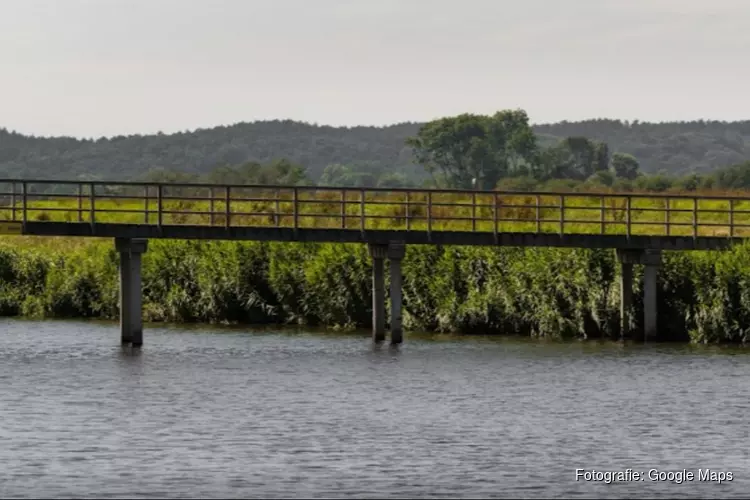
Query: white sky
[{"left": 2, "top": 0, "right": 749, "bottom": 138}]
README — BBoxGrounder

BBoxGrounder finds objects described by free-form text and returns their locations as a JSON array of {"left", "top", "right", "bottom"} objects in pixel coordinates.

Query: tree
[
  {"left": 406, "top": 110, "right": 538, "bottom": 190},
  {"left": 610, "top": 153, "right": 640, "bottom": 180}
]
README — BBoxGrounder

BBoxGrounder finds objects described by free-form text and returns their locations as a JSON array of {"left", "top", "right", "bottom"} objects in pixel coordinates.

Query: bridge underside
[{"left": 21, "top": 222, "right": 735, "bottom": 251}]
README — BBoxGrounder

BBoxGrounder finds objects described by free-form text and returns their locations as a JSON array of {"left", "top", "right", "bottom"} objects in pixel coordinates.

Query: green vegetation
[
  {"left": 5, "top": 110, "right": 750, "bottom": 343},
  {"left": 1, "top": 237, "right": 750, "bottom": 344},
  {"left": 4, "top": 117, "right": 750, "bottom": 185}
]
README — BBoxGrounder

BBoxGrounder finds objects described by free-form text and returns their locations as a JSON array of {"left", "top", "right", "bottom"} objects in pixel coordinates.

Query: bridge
[{"left": 1, "top": 179, "right": 747, "bottom": 346}]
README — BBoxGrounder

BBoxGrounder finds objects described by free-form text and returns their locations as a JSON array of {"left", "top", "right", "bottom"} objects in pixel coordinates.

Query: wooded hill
[{"left": 2, "top": 118, "right": 750, "bottom": 182}]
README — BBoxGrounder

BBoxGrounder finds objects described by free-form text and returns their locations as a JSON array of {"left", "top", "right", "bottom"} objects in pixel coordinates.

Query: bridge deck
[{"left": 0, "top": 179, "right": 746, "bottom": 250}]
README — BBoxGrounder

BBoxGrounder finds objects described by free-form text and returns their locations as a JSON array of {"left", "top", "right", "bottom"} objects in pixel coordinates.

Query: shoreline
[{"left": 1, "top": 238, "right": 750, "bottom": 345}]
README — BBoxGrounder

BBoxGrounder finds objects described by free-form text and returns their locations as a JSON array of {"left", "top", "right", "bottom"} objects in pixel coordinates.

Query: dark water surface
[{"left": 1, "top": 319, "right": 749, "bottom": 499}]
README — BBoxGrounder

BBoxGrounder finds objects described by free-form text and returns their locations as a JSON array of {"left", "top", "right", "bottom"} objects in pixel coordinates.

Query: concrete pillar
[
  {"left": 369, "top": 244, "right": 387, "bottom": 343},
  {"left": 387, "top": 242, "right": 406, "bottom": 345},
  {"left": 642, "top": 249, "right": 662, "bottom": 340},
  {"left": 116, "top": 238, "right": 148, "bottom": 347},
  {"left": 616, "top": 249, "right": 637, "bottom": 340},
  {"left": 620, "top": 261, "right": 634, "bottom": 340}
]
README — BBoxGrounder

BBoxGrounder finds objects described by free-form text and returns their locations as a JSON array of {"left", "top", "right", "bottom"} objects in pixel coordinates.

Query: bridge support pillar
[
  {"left": 642, "top": 249, "right": 662, "bottom": 340},
  {"left": 617, "top": 249, "right": 662, "bottom": 341},
  {"left": 388, "top": 242, "right": 406, "bottom": 345},
  {"left": 616, "top": 249, "right": 638, "bottom": 340},
  {"left": 116, "top": 238, "right": 148, "bottom": 347},
  {"left": 369, "top": 244, "right": 387, "bottom": 343}
]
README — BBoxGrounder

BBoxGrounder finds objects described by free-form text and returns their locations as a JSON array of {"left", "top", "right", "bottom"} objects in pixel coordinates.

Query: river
[{"left": 0, "top": 318, "right": 748, "bottom": 499}]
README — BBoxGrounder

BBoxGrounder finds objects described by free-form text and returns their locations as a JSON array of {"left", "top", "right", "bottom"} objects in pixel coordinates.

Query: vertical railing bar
[
  {"left": 665, "top": 198, "right": 670, "bottom": 236},
  {"left": 405, "top": 191, "right": 411, "bottom": 231},
  {"left": 693, "top": 197, "right": 698, "bottom": 238},
  {"left": 11, "top": 182, "right": 16, "bottom": 221},
  {"left": 275, "top": 189, "right": 280, "bottom": 228},
  {"left": 600, "top": 196, "right": 605, "bottom": 235},
  {"left": 730, "top": 199, "right": 735, "bottom": 240},
  {"left": 225, "top": 186, "right": 231, "bottom": 229},
  {"left": 77, "top": 184, "right": 83, "bottom": 222},
  {"left": 143, "top": 185, "right": 149, "bottom": 224},
  {"left": 360, "top": 189, "right": 365, "bottom": 232},
  {"left": 89, "top": 183, "right": 95, "bottom": 228},
  {"left": 22, "top": 182, "right": 27, "bottom": 225},
  {"left": 472, "top": 192, "right": 477, "bottom": 232},
  {"left": 427, "top": 191, "right": 433, "bottom": 237},
  {"left": 493, "top": 193, "right": 498, "bottom": 242},
  {"left": 157, "top": 184, "right": 163, "bottom": 228},
  {"left": 341, "top": 189, "right": 346, "bottom": 229},
  {"left": 536, "top": 194, "right": 541, "bottom": 233},
  {"left": 292, "top": 187, "right": 299, "bottom": 231},
  {"left": 209, "top": 187, "right": 215, "bottom": 226},
  {"left": 626, "top": 195, "right": 631, "bottom": 238},
  {"left": 559, "top": 195, "right": 564, "bottom": 235}
]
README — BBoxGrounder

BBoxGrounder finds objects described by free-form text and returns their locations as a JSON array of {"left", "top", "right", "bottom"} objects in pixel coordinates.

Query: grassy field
[{"left": 2, "top": 187, "right": 750, "bottom": 238}]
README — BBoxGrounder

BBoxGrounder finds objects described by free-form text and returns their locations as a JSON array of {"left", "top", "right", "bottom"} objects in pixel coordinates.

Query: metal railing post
[
  {"left": 209, "top": 187, "right": 215, "bottom": 226},
  {"left": 89, "top": 183, "right": 95, "bottom": 228},
  {"left": 536, "top": 194, "right": 541, "bottom": 233},
  {"left": 730, "top": 199, "right": 735, "bottom": 239},
  {"left": 293, "top": 187, "right": 298, "bottom": 230},
  {"left": 625, "top": 196, "right": 631, "bottom": 238},
  {"left": 225, "top": 186, "right": 231, "bottom": 229},
  {"left": 77, "top": 184, "right": 83, "bottom": 222},
  {"left": 693, "top": 197, "right": 698, "bottom": 238},
  {"left": 472, "top": 192, "right": 476, "bottom": 232},
  {"left": 427, "top": 191, "right": 432, "bottom": 237},
  {"left": 600, "top": 196, "right": 605, "bottom": 235},
  {"left": 157, "top": 184, "right": 163, "bottom": 228},
  {"left": 144, "top": 185, "right": 149, "bottom": 223},
  {"left": 665, "top": 198, "right": 670, "bottom": 236},
  {"left": 275, "top": 189, "right": 280, "bottom": 227},
  {"left": 21, "top": 182, "right": 27, "bottom": 225},
  {"left": 11, "top": 182, "right": 16, "bottom": 221},
  {"left": 359, "top": 189, "right": 365, "bottom": 232},
  {"left": 405, "top": 191, "right": 410, "bottom": 231},
  {"left": 559, "top": 195, "right": 564, "bottom": 235},
  {"left": 493, "top": 193, "right": 498, "bottom": 242},
  {"left": 341, "top": 189, "right": 346, "bottom": 229}
]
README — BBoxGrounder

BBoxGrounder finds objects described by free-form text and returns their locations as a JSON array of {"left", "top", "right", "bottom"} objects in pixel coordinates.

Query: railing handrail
[
  {"left": 1, "top": 178, "right": 750, "bottom": 202},
  {"left": 1, "top": 177, "right": 749, "bottom": 240}
]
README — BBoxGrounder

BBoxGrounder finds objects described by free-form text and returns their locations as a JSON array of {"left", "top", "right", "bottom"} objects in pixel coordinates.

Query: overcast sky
[{"left": 2, "top": 0, "right": 749, "bottom": 138}]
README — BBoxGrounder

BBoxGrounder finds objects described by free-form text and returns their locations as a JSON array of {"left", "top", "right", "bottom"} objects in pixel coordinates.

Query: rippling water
[{"left": 1, "top": 319, "right": 749, "bottom": 498}]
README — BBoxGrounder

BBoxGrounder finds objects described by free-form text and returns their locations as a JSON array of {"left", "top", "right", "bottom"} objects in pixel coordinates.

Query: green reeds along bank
[{"left": 1, "top": 236, "right": 750, "bottom": 344}]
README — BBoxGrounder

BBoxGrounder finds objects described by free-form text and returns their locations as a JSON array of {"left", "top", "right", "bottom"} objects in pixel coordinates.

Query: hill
[{"left": 2, "top": 118, "right": 750, "bottom": 182}]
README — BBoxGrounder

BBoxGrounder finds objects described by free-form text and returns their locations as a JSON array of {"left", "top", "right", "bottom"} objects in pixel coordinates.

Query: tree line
[{"left": 3, "top": 111, "right": 750, "bottom": 193}]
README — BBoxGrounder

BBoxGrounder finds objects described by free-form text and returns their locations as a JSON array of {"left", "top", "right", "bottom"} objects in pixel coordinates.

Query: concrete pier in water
[
  {"left": 369, "top": 241, "right": 406, "bottom": 345},
  {"left": 617, "top": 248, "right": 662, "bottom": 340},
  {"left": 116, "top": 238, "right": 148, "bottom": 347},
  {"left": 388, "top": 242, "right": 406, "bottom": 344}
]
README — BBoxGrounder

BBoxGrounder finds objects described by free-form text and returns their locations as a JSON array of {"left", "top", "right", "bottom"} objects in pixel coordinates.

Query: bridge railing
[{"left": 0, "top": 179, "right": 749, "bottom": 238}]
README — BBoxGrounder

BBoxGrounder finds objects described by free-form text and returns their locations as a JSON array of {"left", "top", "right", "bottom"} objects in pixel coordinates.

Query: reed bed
[{"left": 1, "top": 236, "right": 750, "bottom": 344}]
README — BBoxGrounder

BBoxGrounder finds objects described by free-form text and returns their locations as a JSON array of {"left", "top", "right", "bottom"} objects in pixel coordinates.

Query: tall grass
[{"left": 1, "top": 236, "right": 750, "bottom": 343}]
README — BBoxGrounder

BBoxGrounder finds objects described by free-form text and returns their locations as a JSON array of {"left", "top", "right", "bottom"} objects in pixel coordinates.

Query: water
[{"left": 1, "top": 319, "right": 749, "bottom": 499}]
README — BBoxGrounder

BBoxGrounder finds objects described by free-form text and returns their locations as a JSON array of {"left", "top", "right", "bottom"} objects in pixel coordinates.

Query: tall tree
[
  {"left": 610, "top": 153, "right": 640, "bottom": 180},
  {"left": 406, "top": 110, "right": 538, "bottom": 190}
]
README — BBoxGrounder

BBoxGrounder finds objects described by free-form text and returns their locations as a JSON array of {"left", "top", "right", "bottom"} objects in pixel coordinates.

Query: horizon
[
  {"left": 5, "top": 115, "right": 750, "bottom": 141},
  {"left": 3, "top": 0, "right": 750, "bottom": 138}
]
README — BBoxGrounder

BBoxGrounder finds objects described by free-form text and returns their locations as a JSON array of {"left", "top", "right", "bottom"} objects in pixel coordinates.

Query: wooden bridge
[{"left": 1, "top": 179, "right": 747, "bottom": 346}]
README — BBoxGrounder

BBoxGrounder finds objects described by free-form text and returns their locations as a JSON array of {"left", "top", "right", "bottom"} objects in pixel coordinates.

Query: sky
[{"left": 2, "top": 0, "right": 749, "bottom": 138}]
